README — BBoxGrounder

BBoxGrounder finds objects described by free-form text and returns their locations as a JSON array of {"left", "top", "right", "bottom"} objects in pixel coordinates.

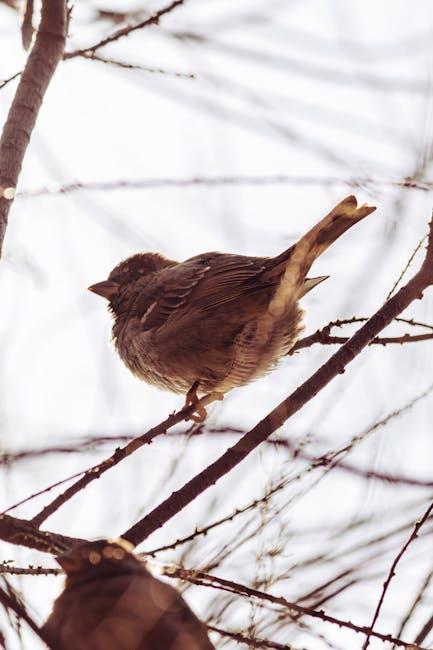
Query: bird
[
  {"left": 42, "top": 539, "right": 215, "bottom": 650},
  {"left": 88, "top": 195, "right": 375, "bottom": 420}
]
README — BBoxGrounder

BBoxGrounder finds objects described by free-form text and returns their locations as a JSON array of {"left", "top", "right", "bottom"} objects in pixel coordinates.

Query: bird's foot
[{"left": 184, "top": 383, "right": 224, "bottom": 422}]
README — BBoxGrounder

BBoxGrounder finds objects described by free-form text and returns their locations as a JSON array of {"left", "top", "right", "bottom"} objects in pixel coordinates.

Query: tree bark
[{"left": 0, "top": 0, "right": 67, "bottom": 255}]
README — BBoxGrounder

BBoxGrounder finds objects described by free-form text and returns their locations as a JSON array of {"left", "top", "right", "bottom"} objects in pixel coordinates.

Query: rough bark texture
[{"left": 0, "top": 0, "right": 67, "bottom": 255}]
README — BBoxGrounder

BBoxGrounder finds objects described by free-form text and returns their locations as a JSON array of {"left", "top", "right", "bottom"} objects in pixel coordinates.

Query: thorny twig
[
  {"left": 161, "top": 565, "right": 428, "bottom": 649},
  {"left": 64, "top": 0, "right": 186, "bottom": 59},
  {"left": 362, "top": 498, "right": 433, "bottom": 649}
]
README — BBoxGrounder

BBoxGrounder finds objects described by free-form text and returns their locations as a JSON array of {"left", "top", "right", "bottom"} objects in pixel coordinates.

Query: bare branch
[
  {"left": 0, "top": 0, "right": 67, "bottom": 255},
  {"left": 0, "top": 582, "right": 52, "bottom": 647},
  {"left": 394, "top": 564, "right": 433, "bottom": 643},
  {"left": 208, "top": 625, "right": 296, "bottom": 649},
  {"left": 292, "top": 315, "right": 433, "bottom": 351},
  {"left": 16, "top": 174, "right": 433, "bottom": 198},
  {"left": 362, "top": 498, "right": 433, "bottom": 649},
  {"left": 414, "top": 609, "right": 433, "bottom": 646},
  {"left": 0, "top": 513, "right": 83, "bottom": 554},
  {"left": 30, "top": 403, "right": 199, "bottom": 527},
  {"left": 386, "top": 234, "right": 428, "bottom": 300},
  {"left": 82, "top": 52, "right": 195, "bottom": 79},
  {"left": 161, "top": 565, "right": 427, "bottom": 649},
  {"left": 64, "top": 0, "right": 186, "bottom": 60},
  {"left": 0, "top": 72, "right": 21, "bottom": 90},
  {"left": 294, "top": 331, "right": 433, "bottom": 351},
  {"left": 21, "top": 0, "right": 34, "bottom": 50},
  {"left": 0, "top": 563, "right": 59, "bottom": 576}
]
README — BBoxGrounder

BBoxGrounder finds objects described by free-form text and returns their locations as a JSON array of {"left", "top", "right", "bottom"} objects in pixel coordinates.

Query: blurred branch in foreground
[{"left": 17, "top": 175, "right": 433, "bottom": 197}]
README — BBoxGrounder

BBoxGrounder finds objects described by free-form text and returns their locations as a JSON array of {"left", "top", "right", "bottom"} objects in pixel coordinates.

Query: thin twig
[
  {"left": 161, "top": 565, "right": 427, "bottom": 649},
  {"left": 16, "top": 174, "right": 433, "bottom": 198},
  {"left": 208, "top": 624, "right": 297, "bottom": 649},
  {"left": 414, "top": 609, "right": 433, "bottom": 645},
  {"left": 0, "top": 72, "right": 21, "bottom": 90},
  {"left": 293, "top": 331, "right": 433, "bottom": 351},
  {"left": 0, "top": 563, "right": 59, "bottom": 576},
  {"left": 30, "top": 402, "right": 199, "bottom": 527},
  {"left": 82, "top": 52, "right": 195, "bottom": 79},
  {"left": 362, "top": 498, "right": 433, "bottom": 649},
  {"left": 386, "top": 234, "right": 428, "bottom": 300},
  {"left": 0, "top": 582, "right": 52, "bottom": 647},
  {"left": 1, "top": 468, "right": 93, "bottom": 515},
  {"left": 393, "top": 564, "right": 433, "bottom": 644},
  {"left": 64, "top": 0, "right": 186, "bottom": 59}
]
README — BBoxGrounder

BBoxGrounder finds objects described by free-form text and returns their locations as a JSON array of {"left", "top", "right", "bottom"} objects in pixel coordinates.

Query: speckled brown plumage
[
  {"left": 89, "top": 195, "right": 375, "bottom": 397},
  {"left": 43, "top": 539, "right": 214, "bottom": 650}
]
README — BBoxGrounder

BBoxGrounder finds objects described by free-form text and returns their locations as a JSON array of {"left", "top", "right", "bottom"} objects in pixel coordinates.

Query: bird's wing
[{"left": 139, "top": 253, "right": 271, "bottom": 331}]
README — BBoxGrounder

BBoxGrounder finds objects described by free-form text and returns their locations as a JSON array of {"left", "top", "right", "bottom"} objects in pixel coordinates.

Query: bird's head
[
  {"left": 88, "top": 252, "right": 176, "bottom": 314},
  {"left": 57, "top": 538, "right": 138, "bottom": 577}
]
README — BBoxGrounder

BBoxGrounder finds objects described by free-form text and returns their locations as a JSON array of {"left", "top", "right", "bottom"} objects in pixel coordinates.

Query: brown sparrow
[
  {"left": 43, "top": 539, "right": 214, "bottom": 649},
  {"left": 89, "top": 196, "right": 375, "bottom": 418}
]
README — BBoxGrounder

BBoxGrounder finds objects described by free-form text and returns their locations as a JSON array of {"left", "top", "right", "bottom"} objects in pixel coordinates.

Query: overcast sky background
[{"left": 1, "top": 1, "right": 433, "bottom": 648}]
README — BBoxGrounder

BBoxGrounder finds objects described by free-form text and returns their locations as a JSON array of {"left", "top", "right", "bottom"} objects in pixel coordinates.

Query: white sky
[{"left": 1, "top": 1, "right": 433, "bottom": 648}]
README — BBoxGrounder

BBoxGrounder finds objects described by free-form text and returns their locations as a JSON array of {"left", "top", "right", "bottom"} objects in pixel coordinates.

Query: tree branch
[
  {"left": 16, "top": 174, "right": 433, "bottom": 198},
  {"left": 362, "top": 498, "right": 433, "bottom": 649},
  {"left": 121, "top": 216, "right": 433, "bottom": 546},
  {"left": 0, "top": 0, "right": 67, "bottom": 255},
  {"left": 208, "top": 625, "right": 294, "bottom": 649},
  {"left": 30, "top": 402, "right": 198, "bottom": 527},
  {"left": 161, "top": 565, "right": 427, "bottom": 649},
  {"left": 64, "top": 0, "right": 186, "bottom": 60},
  {"left": 293, "top": 331, "right": 433, "bottom": 351},
  {"left": 0, "top": 513, "right": 83, "bottom": 554},
  {"left": 0, "top": 582, "right": 52, "bottom": 647}
]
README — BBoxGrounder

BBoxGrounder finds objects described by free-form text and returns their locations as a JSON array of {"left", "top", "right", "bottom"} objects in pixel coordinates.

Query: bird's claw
[{"left": 184, "top": 383, "right": 224, "bottom": 422}]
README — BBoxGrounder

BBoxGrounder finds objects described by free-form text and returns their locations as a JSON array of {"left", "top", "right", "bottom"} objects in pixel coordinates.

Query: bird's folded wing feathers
[
  {"left": 140, "top": 254, "right": 270, "bottom": 330},
  {"left": 140, "top": 196, "right": 376, "bottom": 331}
]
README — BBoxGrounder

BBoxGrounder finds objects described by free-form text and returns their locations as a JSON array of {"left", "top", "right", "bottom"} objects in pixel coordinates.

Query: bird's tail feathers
[
  {"left": 300, "top": 275, "right": 329, "bottom": 297},
  {"left": 266, "top": 195, "right": 375, "bottom": 318},
  {"left": 293, "top": 195, "right": 375, "bottom": 273}
]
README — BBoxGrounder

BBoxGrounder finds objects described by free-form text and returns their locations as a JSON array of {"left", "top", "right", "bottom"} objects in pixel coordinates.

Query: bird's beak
[{"left": 88, "top": 280, "right": 120, "bottom": 301}]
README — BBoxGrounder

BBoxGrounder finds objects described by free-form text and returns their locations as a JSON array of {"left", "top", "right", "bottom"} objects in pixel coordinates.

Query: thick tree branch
[
  {"left": 0, "top": 513, "right": 83, "bottom": 554},
  {"left": 122, "top": 217, "right": 433, "bottom": 546},
  {"left": 0, "top": 0, "right": 67, "bottom": 255}
]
